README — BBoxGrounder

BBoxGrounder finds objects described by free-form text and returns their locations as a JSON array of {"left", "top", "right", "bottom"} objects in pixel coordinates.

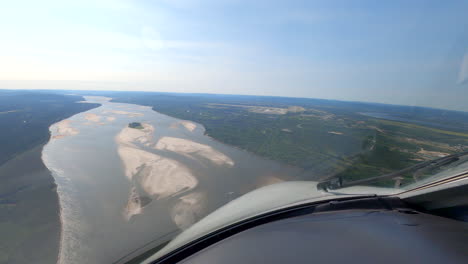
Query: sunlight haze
[{"left": 1, "top": 0, "right": 468, "bottom": 110}]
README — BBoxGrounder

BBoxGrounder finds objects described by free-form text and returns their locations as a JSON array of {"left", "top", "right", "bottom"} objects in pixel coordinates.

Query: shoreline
[
  {"left": 0, "top": 144, "right": 61, "bottom": 264},
  {"left": 41, "top": 143, "right": 64, "bottom": 264},
  {"left": 41, "top": 101, "right": 102, "bottom": 264},
  {"left": 0, "top": 93, "right": 100, "bottom": 264},
  {"left": 140, "top": 107, "right": 302, "bottom": 170}
]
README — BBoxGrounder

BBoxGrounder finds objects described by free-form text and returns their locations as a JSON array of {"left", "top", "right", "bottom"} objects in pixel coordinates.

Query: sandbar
[
  {"left": 181, "top": 121, "right": 196, "bottom": 132},
  {"left": 105, "top": 110, "right": 144, "bottom": 117},
  {"left": 52, "top": 120, "right": 79, "bottom": 139},
  {"left": 155, "top": 137, "right": 234, "bottom": 167},
  {"left": 171, "top": 192, "right": 207, "bottom": 230},
  {"left": 115, "top": 124, "right": 198, "bottom": 220},
  {"left": 116, "top": 123, "right": 155, "bottom": 148},
  {"left": 84, "top": 113, "right": 102, "bottom": 122}
]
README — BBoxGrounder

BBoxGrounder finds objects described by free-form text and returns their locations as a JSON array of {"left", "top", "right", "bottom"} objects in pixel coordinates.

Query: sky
[{"left": 0, "top": 0, "right": 468, "bottom": 110}]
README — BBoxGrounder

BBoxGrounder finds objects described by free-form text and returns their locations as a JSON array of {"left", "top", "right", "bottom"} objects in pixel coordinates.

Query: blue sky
[{"left": 0, "top": 0, "right": 467, "bottom": 110}]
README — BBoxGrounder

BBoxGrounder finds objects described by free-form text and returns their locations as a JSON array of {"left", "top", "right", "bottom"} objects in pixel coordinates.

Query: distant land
[
  {"left": 1, "top": 89, "right": 468, "bottom": 263},
  {"left": 0, "top": 90, "right": 99, "bottom": 264},
  {"left": 94, "top": 91, "right": 468, "bottom": 185}
]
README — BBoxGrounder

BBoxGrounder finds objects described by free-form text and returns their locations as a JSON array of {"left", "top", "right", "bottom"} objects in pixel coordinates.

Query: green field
[{"left": 108, "top": 92, "right": 468, "bottom": 185}]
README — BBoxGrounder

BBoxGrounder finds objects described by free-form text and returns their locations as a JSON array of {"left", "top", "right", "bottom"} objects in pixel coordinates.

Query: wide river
[{"left": 42, "top": 96, "right": 305, "bottom": 264}]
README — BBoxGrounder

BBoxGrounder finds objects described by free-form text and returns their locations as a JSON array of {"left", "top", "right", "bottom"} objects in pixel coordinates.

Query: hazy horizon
[
  {"left": 1, "top": 0, "right": 468, "bottom": 110},
  {"left": 2, "top": 85, "right": 468, "bottom": 114}
]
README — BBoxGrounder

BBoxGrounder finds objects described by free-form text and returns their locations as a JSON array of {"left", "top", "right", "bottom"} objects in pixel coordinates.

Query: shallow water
[{"left": 42, "top": 96, "right": 305, "bottom": 264}]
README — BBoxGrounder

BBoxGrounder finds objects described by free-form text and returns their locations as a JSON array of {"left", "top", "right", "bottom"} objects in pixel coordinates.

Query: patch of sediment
[
  {"left": 180, "top": 121, "right": 196, "bottom": 132},
  {"left": 84, "top": 113, "right": 101, "bottom": 122},
  {"left": 155, "top": 137, "right": 234, "bottom": 167},
  {"left": 171, "top": 192, "right": 207, "bottom": 230},
  {"left": 115, "top": 123, "right": 198, "bottom": 220},
  {"left": 53, "top": 120, "right": 79, "bottom": 139}
]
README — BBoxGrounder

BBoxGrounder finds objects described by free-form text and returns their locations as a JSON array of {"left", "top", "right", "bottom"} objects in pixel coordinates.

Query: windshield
[
  {"left": 317, "top": 151, "right": 468, "bottom": 191},
  {"left": 1, "top": 1, "right": 468, "bottom": 264}
]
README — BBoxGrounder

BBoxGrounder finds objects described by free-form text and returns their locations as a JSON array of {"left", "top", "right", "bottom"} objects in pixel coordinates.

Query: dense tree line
[{"left": 0, "top": 91, "right": 99, "bottom": 165}]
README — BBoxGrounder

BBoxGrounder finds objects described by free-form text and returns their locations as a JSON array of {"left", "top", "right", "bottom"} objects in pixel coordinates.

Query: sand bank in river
[
  {"left": 84, "top": 113, "right": 116, "bottom": 125},
  {"left": 104, "top": 110, "right": 144, "bottom": 117},
  {"left": 155, "top": 137, "right": 234, "bottom": 167},
  {"left": 125, "top": 187, "right": 142, "bottom": 219},
  {"left": 116, "top": 123, "right": 155, "bottom": 148},
  {"left": 115, "top": 123, "right": 198, "bottom": 219},
  {"left": 170, "top": 121, "right": 197, "bottom": 132},
  {"left": 117, "top": 146, "right": 197, "bottom": 197},
  {"left": 84, "top": 113, "right": 101, "bottom": 122},
  {"left": 180, "top": 121, "right": 196, "bottom": 132},
  {"left": 52, "top": 120, "right": 79, "bottom": 139},
  {"left": 171, "top": 192, "right": 207, "bottom": 229}
]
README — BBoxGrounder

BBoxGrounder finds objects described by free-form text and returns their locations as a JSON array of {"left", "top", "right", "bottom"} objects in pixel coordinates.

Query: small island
[{"left": 128, "top": 122, "right": 144, "bottom": 129}]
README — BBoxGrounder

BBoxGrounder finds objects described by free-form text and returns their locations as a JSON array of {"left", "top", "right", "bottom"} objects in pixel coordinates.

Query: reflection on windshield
[{"left": 318, "top": 152, "right": 468, "bottom": 191}]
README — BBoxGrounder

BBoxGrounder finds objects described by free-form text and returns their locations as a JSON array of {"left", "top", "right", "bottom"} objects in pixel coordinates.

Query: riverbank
[
  {"left": 0, "top": 92, "right": 100, "bottom": 264},
  {"left": 0, "top": 145, "right": 60, "bottom": 264}
]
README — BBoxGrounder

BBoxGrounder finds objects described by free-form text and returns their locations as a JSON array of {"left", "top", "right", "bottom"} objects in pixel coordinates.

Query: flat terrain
[
  {"left": 105, "top": 92, "right": 468, "bottom": 185},
  {"left": 0, "top": 91, "right": 99, "bottom": 264},
  {"left": 1, "top": 90, "right": 467, "bottom": 262}
]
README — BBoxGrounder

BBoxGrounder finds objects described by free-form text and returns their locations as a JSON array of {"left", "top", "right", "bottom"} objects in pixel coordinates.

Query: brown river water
[{"left": 42, "top": 96, "right": 306, "bottom": 264}]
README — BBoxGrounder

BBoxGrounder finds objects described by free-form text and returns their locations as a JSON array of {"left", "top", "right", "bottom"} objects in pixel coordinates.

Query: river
[{"left": 42, "top": 96, "right": 304, "bottom": 264}]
